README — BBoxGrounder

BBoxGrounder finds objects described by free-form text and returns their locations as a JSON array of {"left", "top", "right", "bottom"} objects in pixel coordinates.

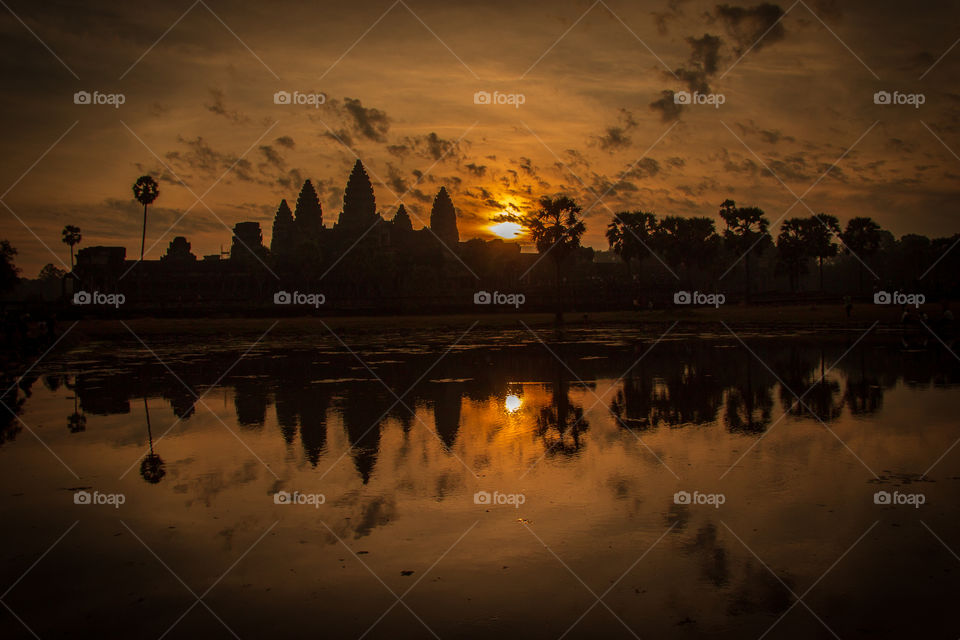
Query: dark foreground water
[{"left": 2, "top": 323, "right": 960, "bottom": 639}]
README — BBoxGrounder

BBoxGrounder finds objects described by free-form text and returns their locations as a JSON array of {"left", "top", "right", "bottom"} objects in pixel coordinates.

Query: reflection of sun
[
  {"left": 488, "top": 220, "right": 524, "bottom": 240},
  {"left": 504, "top": 394, "right": 522, "bottom": 413}
]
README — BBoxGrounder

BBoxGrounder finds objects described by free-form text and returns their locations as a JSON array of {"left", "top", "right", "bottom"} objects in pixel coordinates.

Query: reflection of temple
[
  {"left": 36, "top": 336, "right": 960, "bottom": 487},
  {"left": 73, "top": 160, "right": 542, "bottom": 311}
]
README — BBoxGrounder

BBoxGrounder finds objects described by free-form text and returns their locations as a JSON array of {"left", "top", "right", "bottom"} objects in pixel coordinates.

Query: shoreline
[{"left": 59, "top": 303, "right": 941, "bottom": 341}]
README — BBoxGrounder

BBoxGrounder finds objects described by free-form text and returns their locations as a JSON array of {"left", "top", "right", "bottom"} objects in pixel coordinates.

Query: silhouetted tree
[
  {"left": 38, "top": 263, "right": 66, "bottom": 282},
  {"left": 429, "top": 187, "right": 459, "bottom": 248},
  {"left": 607, "top": 211, "right": 657, "bottom": 279},
  {"left": 524, "top": 196, "right": 586, "bottom": 322},
  {"left": 140, "top": 397, "right": 165, "bottom": 484},
  {"left": 132, "top": 175, "right": 159, "bottom": 261},
  {"left": 840, "top": 217, "right": 882, "bottom": 292},
  {"left": 720, "top": 200, "right": 769, "bottom": 302},
  {"left": 775, "top": 218, "right": 810, "bottom": 292},
  {"left": 0, "top": 240, "right": 20, "bottom": 294},
  {"left": 61, "top": 225, "right": 81, "bottom": 270},
  {"left": 806, "top": 213, "right": 840, "bottom": 290}
]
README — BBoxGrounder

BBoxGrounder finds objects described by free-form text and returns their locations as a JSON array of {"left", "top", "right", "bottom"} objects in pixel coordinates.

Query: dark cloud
[
  {"left": 649, "top": 33, "right": 722, "bottom": 121},
  {"left": 465, "top": 163, "right": 486, "bottom": 176},
  {"left": 650, "top": 90, "right": 684, "bottom": 122},
  {"left": 594, "top": 109, "right": 638, "bottom": 151},
  {"left": 274, "top": 136, "right": 295, "bottom": 149},
  {"left": 205, "top": 89, "right": 251, "bottom": 125},
  {"left": 341, "top": 97, "right": 390, "bottom": 142},
  {"left": 389, "top": 132, "right": 460, "bottom": 161},
  {"left": 715, "top": 3, "right": 786, "bottom": 55}
]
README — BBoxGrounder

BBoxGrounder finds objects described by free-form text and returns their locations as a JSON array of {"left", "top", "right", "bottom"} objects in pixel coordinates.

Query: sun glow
[
  {"left": 488, "top": 220, "right": 524, "bottom": 240},
  {"left": 504, "top": 394, "right": 523, "bottom": 413}
]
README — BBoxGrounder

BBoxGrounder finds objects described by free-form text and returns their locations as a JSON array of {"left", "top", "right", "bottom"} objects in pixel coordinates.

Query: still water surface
[{"left": 2, "top": 325, "right": 959, "bottom": 638}]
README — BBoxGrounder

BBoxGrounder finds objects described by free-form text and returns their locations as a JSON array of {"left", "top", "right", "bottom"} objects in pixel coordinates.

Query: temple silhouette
[{"left": 72, "top": 160, "right": 565, "bottom": 313}]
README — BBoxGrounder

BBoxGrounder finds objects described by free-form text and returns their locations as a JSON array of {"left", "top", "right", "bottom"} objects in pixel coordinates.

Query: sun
[{"left": 488, "top": 220, "right": 524, "bottom": 240}]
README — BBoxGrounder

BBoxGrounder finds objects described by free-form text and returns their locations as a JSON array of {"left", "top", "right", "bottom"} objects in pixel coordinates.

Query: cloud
[
  {"left": 341, "top": 97, "right": 390, "bottom": 142},
  {"left": 594, "top": 109, "right": 638, "bottom": 151},
  {"left": 465, "top": 163, "right": 486, "bottom": 176},
  {"left": 715, "top": 3, "right": 786, "bottom": 55},
  {"left": 205, "top": 89, "right": 251, "bottom": 125},
  {"left": 650, "top": 90, "right": 684, "bottom": 122},
  {"left": 274, "top": 136, "right": 295, "bottom": 149}
]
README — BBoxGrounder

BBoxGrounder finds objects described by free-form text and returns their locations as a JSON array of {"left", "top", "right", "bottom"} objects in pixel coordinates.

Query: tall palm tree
[
  {"left": 719, "top": 199, "right": 770, "bottom": 302},
  {"left": 806, "top": 213, "right": 840, "bottom": 291},
  {"left": 132, "top": 175, "right": 160, "bottom": 261},
  {"left": 606, "top": 211, "right": 657, "bottom": 278},
  {"left": 523, "top": 196, "right": 586, "bottom": 323},
  {"left": 840, "top": 217, "right": 882, "bottom": 292},
  {"left": 61, "top": 225, "right": 81, "bottom": 270}
]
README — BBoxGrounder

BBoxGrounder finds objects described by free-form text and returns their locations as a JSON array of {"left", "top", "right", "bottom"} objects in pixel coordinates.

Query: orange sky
[{"left": 1, "top": 0, "right": 958, "bottom": 274}]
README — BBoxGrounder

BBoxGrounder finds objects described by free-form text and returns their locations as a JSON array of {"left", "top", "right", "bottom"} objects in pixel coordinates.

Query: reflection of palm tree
[
  {"left": 132, "top": 175, "right": 160, "bottom": 261},
  {"left": 844, "top": 352, "right": 883, "bottom": 414},
  {"left": 139, "top": 396, "right": 165, "bottom": 484},
  {"left": 536, "top": 369, "right": 589, "bottom": 456},
  {"left": 65, "top": 374, "right": 86, "bottom": 433},
  {"left": 724, "top": 357, "right": 773, "bottom": 434}
]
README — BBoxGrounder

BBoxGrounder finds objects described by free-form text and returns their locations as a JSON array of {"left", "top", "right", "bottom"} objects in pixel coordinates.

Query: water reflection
[
  {"left": 3, "top": 331, "right": 960, "bottom": 637},
  {"left": 13, "top": 333, "right": 956, "bottom": 489}
]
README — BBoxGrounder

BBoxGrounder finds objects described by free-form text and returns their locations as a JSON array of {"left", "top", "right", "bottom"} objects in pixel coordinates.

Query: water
[{"left": 2, "top": 324, "right": 959, "bottom": 638}]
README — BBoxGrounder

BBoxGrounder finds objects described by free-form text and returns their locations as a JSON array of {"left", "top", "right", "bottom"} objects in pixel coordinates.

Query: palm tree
[
  {"left": 775, "top": 218, "right": 810, "bottom": 292},
  {"left": 719, "top": 199, "right": 770, "bottom": 302},
  {"left": 61, "top": 225, "right": 81, "bottom": 270},
  {"left": 132, "top": 175, "right": 160, "bottom": 261},
  {"left": 606, "top": 211, "right": 657, "bottom": 278},
  {"left": 806, "top": 213, "right": 840, "bottom": 291},
  {"left": 524, "top": 196, "right": 586, "bottom": 322},
  {"left": 840, "top": 217, "right": 882, "bottom": 292}
]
